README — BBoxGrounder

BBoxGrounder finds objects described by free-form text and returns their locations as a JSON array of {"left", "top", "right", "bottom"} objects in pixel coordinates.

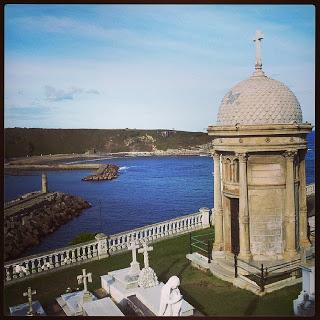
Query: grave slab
[
  {"left": 135, "top": 283, "right": 194, "bottom": 316},
  {"left": 9, "top": 300, "right": 46, "bottom": 316},
  {"left": 56, "top": 290, "right": 96, "bottom": 316},
  {"left": 83, "top": 297, "right": 124, "bottom": 316}
]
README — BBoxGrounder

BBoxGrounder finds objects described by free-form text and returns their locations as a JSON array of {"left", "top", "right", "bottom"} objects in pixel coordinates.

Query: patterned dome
[{"left": 216, "top": 72, "right": 303, "bottom": 125}]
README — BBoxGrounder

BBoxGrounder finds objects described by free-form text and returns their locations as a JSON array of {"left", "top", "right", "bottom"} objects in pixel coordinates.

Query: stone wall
[{"left": 248, "top": 155, "right": 285, "bottom": 260}]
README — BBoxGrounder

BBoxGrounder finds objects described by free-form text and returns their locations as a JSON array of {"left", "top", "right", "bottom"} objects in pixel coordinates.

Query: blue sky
[{"left": 5, "top": 4, "right": 315, "bottom": 131}]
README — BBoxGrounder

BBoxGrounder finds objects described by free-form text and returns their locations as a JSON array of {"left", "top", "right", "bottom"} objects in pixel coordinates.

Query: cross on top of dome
[{"left": 253, "top": 30, "right": 264, "bottom": 76}]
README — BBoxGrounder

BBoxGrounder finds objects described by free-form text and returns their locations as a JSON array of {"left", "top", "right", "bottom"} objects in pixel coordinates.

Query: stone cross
[
  {"left": 138, "top": 241, "right": 153, "bottom": 269},
  {"left": 253, "top": 30, "right": 263, "bottom": 68},
  {"left": 128, "top": 241, "right": 140, "bottom": 263},
  {"left": 77, "top": 269, "right": 92, "bottom": 293},
  {"left": 23, "top": 286, "right": 36, "bottom": 315}
]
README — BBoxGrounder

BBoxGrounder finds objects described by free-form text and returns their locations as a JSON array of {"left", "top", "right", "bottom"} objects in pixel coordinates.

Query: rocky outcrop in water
[
  {"left": 4, "top": 192, "right": 91, "bottom": 262},
  {"left": 82, "top": 164, "right": 119, "bottom": 181}
]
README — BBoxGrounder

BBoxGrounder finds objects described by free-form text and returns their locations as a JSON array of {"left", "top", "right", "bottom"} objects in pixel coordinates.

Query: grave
[
  {"left": 82, "top": 297, "right": 124, "bottom": 316},
  {"left": 293, "top": 263, "right": 315, "bottom": 316},
  {"left": 56, "top": 268, "right": 96, "bottom": 316},
  {"left": 10, "top": 286, "right": 46, "bottom": 316},
  {"left": 101, "top": 240, "right": 195, "bottom": 316}
]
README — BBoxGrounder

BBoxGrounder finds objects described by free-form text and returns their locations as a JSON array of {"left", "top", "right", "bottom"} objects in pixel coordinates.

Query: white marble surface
[
  {"left": 9, "top": 301, "right": 46, "bottom": 316},
  {"left": 135, "top": 283, "right": 194, "bottom": 316},
  {"left": 83, "top": 297, "right": 124, "bottom": 316},
  {"left": 56, "top": 290, "right": 96, "bottom": 316}
]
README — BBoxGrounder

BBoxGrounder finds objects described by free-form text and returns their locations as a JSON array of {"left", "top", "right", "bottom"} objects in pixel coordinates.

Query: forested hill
[{"left": 5, "top": 128, "right": 213, "bottom": 158}]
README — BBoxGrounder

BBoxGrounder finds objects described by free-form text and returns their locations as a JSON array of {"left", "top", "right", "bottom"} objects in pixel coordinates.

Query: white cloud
[{"left": 44, "top": 85, "right": 83, "bottom": 102}]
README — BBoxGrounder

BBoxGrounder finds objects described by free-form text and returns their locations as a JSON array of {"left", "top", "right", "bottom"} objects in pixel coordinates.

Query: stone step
[
  {"left": 215, "top": 258, "right": 236, "bottom": 275},
  {"left": 209, "top": 261, "right": 235, "bottom": 284}
]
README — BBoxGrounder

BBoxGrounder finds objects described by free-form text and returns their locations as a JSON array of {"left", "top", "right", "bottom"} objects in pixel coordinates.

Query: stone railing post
[
  {"left": 199, "top": 207, "right": 210, "bottom": 228},
  {"left": 95, "top": 233, "right": 109, "bottom": 259},
  {"left": 210, "top": 207, "right": 215, "bottom": 226}
]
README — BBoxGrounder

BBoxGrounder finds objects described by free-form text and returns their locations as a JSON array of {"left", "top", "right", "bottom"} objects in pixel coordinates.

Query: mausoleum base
[{"left": 186, "top": 252, "right": 303, "bottom": 296}]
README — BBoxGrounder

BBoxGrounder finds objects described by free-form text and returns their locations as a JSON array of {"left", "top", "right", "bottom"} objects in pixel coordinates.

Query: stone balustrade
[
  {"left": 4, "top": 207, "right": 210, "bottom": 285},
  {"left": 306, "top": 183, "right": 315, "bottom": 196}
]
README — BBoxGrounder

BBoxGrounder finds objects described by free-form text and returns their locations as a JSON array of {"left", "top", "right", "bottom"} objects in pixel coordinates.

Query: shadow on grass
[{"left": 243, "top": 296, "right": 260, "bottom": 315}]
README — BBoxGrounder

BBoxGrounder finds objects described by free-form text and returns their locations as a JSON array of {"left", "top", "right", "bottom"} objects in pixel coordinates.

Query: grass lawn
[{"left": 4, "top": 228, "right": 300, "bottom": 316}]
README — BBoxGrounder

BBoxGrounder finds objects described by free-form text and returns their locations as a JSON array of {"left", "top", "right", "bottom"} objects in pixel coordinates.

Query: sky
[{"left": 4, "top": 4, "right": 315, "bottom": 131}]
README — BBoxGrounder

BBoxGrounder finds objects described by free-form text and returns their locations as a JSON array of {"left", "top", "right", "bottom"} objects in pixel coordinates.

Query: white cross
[
  {"left": 77, "top": 269, "right": 92, "bottom": 292},
  {"left": 23, "top": 286, "right": 36, "bottom": 315},
  {"left": 253, "top": 30, "right": 264, "bottom": 68},
  {"left": 128, "top": 241, "right": 140, "bottom": 263},
  {"left": 138, "top": 241, "right": 153, "bottom": 269}
]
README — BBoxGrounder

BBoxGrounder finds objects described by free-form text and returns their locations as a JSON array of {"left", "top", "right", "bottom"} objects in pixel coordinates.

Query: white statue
[{"left": 159, "top": 276, "right": 183, "bottom": 316}]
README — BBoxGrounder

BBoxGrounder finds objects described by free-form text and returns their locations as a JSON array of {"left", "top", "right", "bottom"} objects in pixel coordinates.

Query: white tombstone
[
  {"left": 56, "top": 290, "right": 97, "bottom": 316},
  {"left": 77, "top": 268, "right": 94, "bottom": 306},
  {"left": 56, "top": 269, "right": 95, "bottom": 316},
  {"left": 138, "top": 241, "right": 159, "bottom": 288},
  {"left": 128, "top": 240, "right": 141, "bottom": 278},
  {"left": 293, "top": 265, "right": 315, "bottom": 316}
]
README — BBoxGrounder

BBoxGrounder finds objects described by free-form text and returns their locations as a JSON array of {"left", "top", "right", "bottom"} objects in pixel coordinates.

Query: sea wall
[{"left": 4, "top": 192, "right": 91, "bottom": 261}]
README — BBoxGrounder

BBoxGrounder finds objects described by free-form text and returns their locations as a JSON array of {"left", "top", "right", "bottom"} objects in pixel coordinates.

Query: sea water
[{"left": 4, "top": 132, "right": 315, "bottom": 256}]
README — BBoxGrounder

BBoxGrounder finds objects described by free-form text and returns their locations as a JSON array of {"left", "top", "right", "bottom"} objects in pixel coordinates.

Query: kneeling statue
[{"left": 159, "top": 276, "right": 183, "bottom": 316}]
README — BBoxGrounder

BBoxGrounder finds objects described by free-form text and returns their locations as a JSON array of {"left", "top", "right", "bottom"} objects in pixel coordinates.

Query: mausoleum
[{"left": 208, "top": 31, "right": 313, "bottom": 264}]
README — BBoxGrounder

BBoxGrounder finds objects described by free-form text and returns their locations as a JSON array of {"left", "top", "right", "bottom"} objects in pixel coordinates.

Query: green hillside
[{"left": 4, "top": 128, "right": 212, "bottom": 158}]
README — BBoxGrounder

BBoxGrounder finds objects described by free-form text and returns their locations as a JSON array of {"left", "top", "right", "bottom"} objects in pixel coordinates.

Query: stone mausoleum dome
[
  {"left": 216, "top": 72, "right": 303, "bottom": 126},
  {"left": 216, "top": 31, "right": 303, "bottom": 126}
]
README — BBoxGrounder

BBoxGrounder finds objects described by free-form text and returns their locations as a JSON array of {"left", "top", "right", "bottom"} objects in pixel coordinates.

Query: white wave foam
[{"left": 119, "top": 166, "right": 129, "bottom": 171}]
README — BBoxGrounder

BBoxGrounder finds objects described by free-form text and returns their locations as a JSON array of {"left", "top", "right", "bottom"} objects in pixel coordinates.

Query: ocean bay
[{"left": 5, "top": 131, "right": 315, "bottom": 257}]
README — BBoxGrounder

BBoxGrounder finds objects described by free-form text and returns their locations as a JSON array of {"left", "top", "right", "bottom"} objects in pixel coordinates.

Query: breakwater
[
  {"left": 4, "top": 192, "right": 91, "bottom": 261},
  {"left": 82, "top": 164, "right": 119, "bottom": 181},
  {"left": 4, "top": 163, "right": 101, "bottom": 173}
]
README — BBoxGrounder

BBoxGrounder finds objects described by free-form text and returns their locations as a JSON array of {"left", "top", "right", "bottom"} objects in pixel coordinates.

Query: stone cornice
[{"left": 207, "top": 123, "right": 313, "bottom": 137}]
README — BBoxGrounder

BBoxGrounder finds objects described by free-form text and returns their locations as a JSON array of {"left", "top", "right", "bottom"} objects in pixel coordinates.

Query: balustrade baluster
[
  {"left": 47, "top": 255, "right": 53, "bottom": 269},
  {"left": 93, "top": 243, "right": 98, "bottom": 256},
  {"left": 24, "top": 261, "right": 31, "bottom": 275},
  {"left": 12, "top": 265, "right": 18, "bottom": 279},
  {"left": 37, "top": 258, "right": 43, "bottom": 272},
  {"left": 71, "top": 249, "right": 76, "bottom": 263},
  {"left": 31, "top": 259, "right": 36, "bottom": 273},
  {"left": 42, "top": 257, "right": 49, "bottom": 271},
  {"left": 55, "top": 254, "right": 60, "bottom": 267},
  {"left": 60, "top": 253, "right": 65, "bottom": 266},
  {"left": 81, "top": 246, "right": 87, "bottom": 260},
  {"left": 77, "top": 247, "right": 82, "bottom": 261},
  {"left": 87, "top": 246, "right": 93, "bottom": 259},
  {"left": 5, "top": 267, "right": 11, "bottom": 281},
  {"left": 66, "top": 250, "right": 71, "bottom": 264}
]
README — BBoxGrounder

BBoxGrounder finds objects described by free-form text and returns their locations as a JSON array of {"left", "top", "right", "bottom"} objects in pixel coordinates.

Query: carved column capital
[
  {"left": 211, "top": 150, "right": 220, "bottom": 159},
  {"left": 236, "top": 152, "right": 248, "bottom": 163},
  {"left": 284, "top": 150, "right": 297, "bottom": 161}
]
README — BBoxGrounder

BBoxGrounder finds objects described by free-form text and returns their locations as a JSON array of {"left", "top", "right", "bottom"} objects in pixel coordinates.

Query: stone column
[
  {"left": 237, "top": 153, "right": 251, "bottom": 261},
  {"left": 213, "top": 151, "right": 223, "bottom": 251},
  {"left": 298, "top": 149, "right": 310, "bottom": 249},
  {"left": 284, "top": 150, "right": 297, "bottom": 259},
  {"left": 199, "top": 207, "right": 210, "bottom": 228},
  {"left": 95, "top": 233, "right": 109, "bottom": 259}
]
